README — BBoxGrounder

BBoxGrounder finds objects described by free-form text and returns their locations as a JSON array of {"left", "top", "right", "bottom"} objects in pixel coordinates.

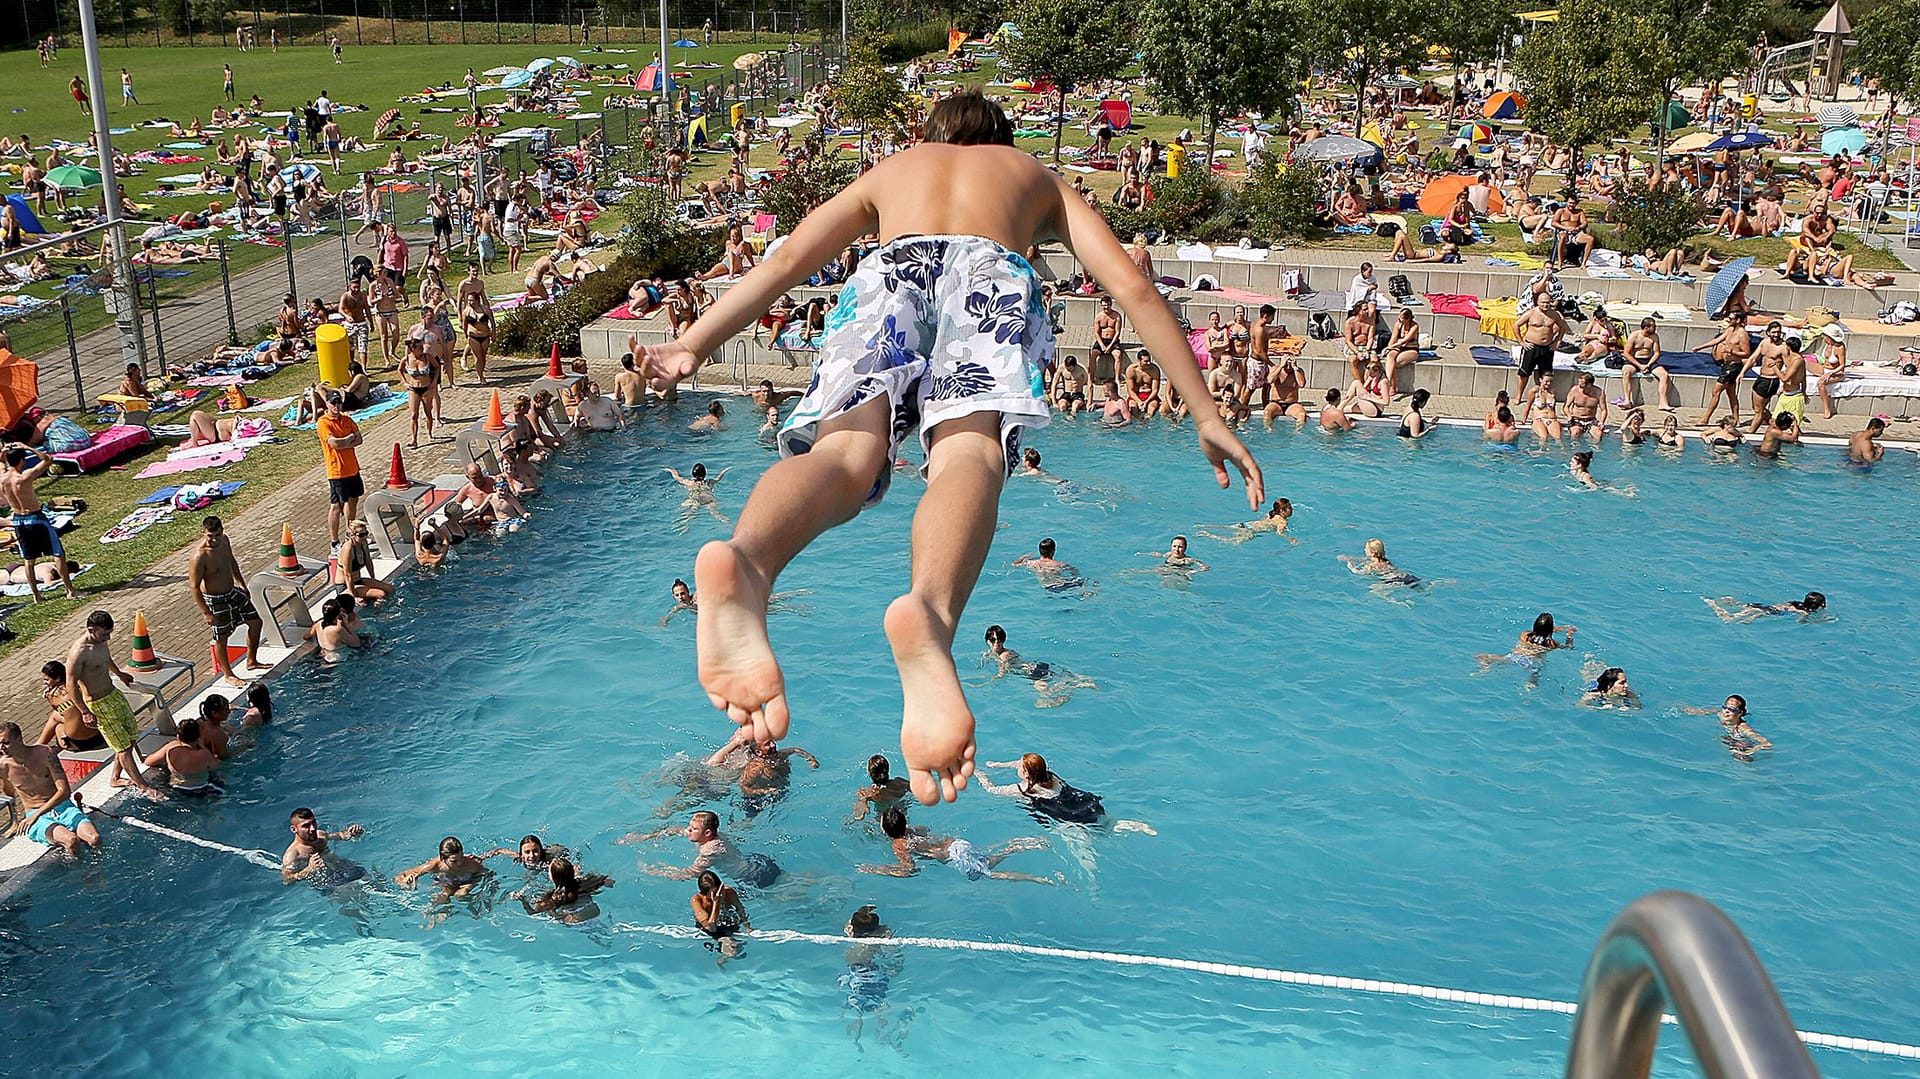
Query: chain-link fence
[{"left": 19, "top": 1, "right": 844, "bottom": 49}]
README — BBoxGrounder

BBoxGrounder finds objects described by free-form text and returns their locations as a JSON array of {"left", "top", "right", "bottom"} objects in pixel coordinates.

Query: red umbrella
[{"left": 374, "top": 108, "right": 401, "bottom": 138}]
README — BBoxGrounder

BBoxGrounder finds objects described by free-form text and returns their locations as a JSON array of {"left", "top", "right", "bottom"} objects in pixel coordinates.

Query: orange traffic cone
[
  {"left": 274, "top": 523, "right": 304, "bottom": 577},
  {"left": 385, "top": 442, "right": 410, "bottom": 489},
  {"left": 547, "top": 342, "right": 564, "bottom": 380},
  {"left": 127, "top": 611, "right": 160, "bottom": 672},
  {"left": 482, "top": 389, "right": 507, "bottom": 434}
]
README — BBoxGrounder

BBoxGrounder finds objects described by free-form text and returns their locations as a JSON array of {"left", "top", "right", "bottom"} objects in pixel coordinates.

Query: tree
[
  {"left": 1420, "top": 0, "right": 1518, "bottom": 108},
  {"left": 1511, "top": 0, "right": 1669, "bottom": 194},
  {"left": 831, "top": 50, "right": 912, "bottom": 160},
  {"left": 995, "top": 0, "right": 1135, "bottom": 163},
  {"left": 1304, "top": 0, "right": 1429, "bottom": 132},
  {"left": 1638, "top": 0, "right": 1766, "bottom": 169},
  {"left": 1138, "top": 0, "right": 1313, "bottom": 162},
  {"left": 1852, "top": 0, "right": 1920, "bottom": 113}
]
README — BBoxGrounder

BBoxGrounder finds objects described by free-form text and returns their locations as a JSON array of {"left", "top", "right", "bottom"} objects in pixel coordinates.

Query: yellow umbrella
[
  {"left": 733, "top": 52, "right": 764, "bottom": 70},
  {"left": 1668, "top": 130, "right": 1714, "bottom": 153},
  {"left": 1516, "top": 8, "right": 1558, "bottom": 21}
]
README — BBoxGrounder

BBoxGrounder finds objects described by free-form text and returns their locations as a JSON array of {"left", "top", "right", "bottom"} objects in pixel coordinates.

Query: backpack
[
  {"left": 1388, "top": 274, "right": 1414, "bottom": 302},
  {"left": 1309, "top": 311, "right": 1338, "bottom": 340}
]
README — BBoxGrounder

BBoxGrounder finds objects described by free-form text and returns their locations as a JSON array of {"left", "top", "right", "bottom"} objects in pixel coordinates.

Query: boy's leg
[
  {"left": 885, "top": 411, "right": 1005, "bottom": 804},
  {"left": 697, "top": 396, "right": 891, "bottom": 744}
]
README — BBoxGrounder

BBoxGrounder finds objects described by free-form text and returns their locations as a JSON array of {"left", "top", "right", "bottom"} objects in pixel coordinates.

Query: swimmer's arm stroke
[
  {"left": 1046, "top": 175, "right": 1263, "bottom": 509},
  {"left": 858, "top": 842, "right": 920, "bottom": 877},
  {"left": 641, "top": 173, "right": 883, "bottom": 385}
]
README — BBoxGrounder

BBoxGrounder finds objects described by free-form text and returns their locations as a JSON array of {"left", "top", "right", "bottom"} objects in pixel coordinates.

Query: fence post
[
  {"left": 218, "top": 240, "right": 241, "bottom": 345},
  {"left": 282, "top": 212, "right": 298, "bottom": 296},
  {"left": 340, "top": 198, "right": 352, "bottom": 277},
  {"left": 59, "top": 296, "right": 86, "bottom": 411},
  {"left": 495, "top": 0, "right": 501, "bottom": 42},
  {"left": 144, "top": 267, "right": 167, "bottom": 363},
  {"left": 530, "top": 0, "right": 536, "bottom": 43}
]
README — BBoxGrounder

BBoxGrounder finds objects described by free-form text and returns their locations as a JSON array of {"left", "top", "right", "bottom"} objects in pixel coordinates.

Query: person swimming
[
  {"left": 1681, "top": 694, "right": 1774, "bottom": 761},
  {"left": 1339, "top": 538, "right": 1419, "bottom": 586},
  {"left": 1476, "top": 612, "right": 1575, "bottom": 686},
  {"left": 1703, "top": 592, "right": 1828, "bottom": 624},
  {"left": 982, "top": 624, "right": 1097, "bottom": 708},
  {"left": 483, "top": 834, "right": 570, "bottom": 872},
  {"left": 1197, "top": 498, "right": 1295, "bottom": 545},
  {"left": 516, "top": 857, "right": 611, "bottom": 924},
  {"left": 395, "top": 836, "right": 492, "bottom": 898},
  {"left": 1580, "top": 666, "right": 1642, "bottom": 709},
  {"left": 839, "top": 904, "right": 902, "bottom": 1047},
  {"left": 1012, "top": 537, "right": 1091, "bottom": 593},
  {"left": 976, "top": 752, "right": 1155, "bottom": 833},
  {"left": 849, "top": 754, "right": 914, "bottom": 823}
]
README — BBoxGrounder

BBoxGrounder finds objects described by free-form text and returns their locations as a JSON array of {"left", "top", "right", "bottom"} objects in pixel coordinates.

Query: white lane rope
[
  {"left": 78, "top": 797, "right": 282, "bottom": 871},
  {"left": 612, "top": 923, "right": 1920, "bottom": 1061}
]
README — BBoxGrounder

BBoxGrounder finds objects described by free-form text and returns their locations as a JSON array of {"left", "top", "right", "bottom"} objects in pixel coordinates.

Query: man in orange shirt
[{"left": 315, "top": 391, "right": 364, "bottom": 549}]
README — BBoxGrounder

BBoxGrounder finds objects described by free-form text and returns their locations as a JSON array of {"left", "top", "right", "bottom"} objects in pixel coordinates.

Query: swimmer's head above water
[
  {"left": 1798, "top": 592, "right": 1827, "bottom": 612},
  {"left": 848, "top": 904, "right": 887, "bottom": 937},
  {"left": 1038, "top": 538, "right": 1056, "bottom": 558},
  {"left": 691, "top": 463, "right": 707, "bottom": 481},
  {"left": 867, "top": 755, "right": 893, "bottom": 784},
  {"left": 983, "top": 624, "right": 1007, "bottom": 648},
  {"left": 1365, "top": 538, "right": 1387, "bottom": 560},
  {"left": 1270, "top": 498, "right": 1292, "bottom": 519}
]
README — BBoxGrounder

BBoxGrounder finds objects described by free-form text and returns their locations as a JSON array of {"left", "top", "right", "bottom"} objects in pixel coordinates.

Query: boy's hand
[
  {"left": 640, "top": 339, "right": 700, "bottom": 391},
  {"left": 1196, "top": 420, "right": 1264, "bottom": 510}
]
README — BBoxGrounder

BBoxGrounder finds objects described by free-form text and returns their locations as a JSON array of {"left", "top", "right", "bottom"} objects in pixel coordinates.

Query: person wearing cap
[
  {"left": 316, "top": 391, "right": 364, "bottom": 548},
  {"left": 1814, "top": 321, "right": 1849, "bottom": 419}
]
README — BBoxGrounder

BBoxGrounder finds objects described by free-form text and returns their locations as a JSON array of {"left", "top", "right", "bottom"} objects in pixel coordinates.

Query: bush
[
  {"left": 759, "top": 146, "right": 861, "bottom": 233},
  {"left": 880, "top": 20, "right": 951, "bottom": 62},
  {"left": 493, "top": 255, "right": 643, "bottom": 358},
  {"left": 1240, "top": 156, "right": 1323, "bottom": 242},
  {"left": 1148, "top": 170, "right": 1234, "bottom": 241},
  {"left": 1604, "top": 178, "right": 1704, "bottom": 255}
]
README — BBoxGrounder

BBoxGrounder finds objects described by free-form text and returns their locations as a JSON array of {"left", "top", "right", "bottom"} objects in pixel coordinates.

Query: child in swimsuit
[{"left": 632, "top": 92, "right": 1262, "bottom": 804}]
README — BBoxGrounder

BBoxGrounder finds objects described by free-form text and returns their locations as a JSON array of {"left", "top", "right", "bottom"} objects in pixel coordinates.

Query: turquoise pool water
[{"left": 3, "top": 405, "right": 1918, "bottom": 1076}]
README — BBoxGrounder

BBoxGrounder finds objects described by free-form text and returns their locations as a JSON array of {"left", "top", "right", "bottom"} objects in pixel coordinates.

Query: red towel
[{"left": 1424, "top": 293, "right": 1481, "bottom": 318}]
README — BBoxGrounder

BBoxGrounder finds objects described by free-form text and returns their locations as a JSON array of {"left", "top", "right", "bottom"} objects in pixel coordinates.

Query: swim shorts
[
  {"left": 778, "top": 235, "right": 1054, "bottom": 506},
  {"left": 946, "top": 837, "right": 991, "bottom": 881},
  {"left": 86, "top": 688, "right": 139, "bottom": 752},
  {"left": 1752, "top": 376, "right": 1781, "bottom": 398},
  {"left": 1775, "top": 392, "right": 1807, "bottom": 421},
  {"left": 840, "top": 961, "right": 890, "bottom": 1013},
  {"left": 204, "top": 586, "right": 259, "bottom": 637},
  {"left": 329, "top": 474, "right": 365, "bottom": 504},
  {"left": 1518, "top": 344, "right": 1555, "bottom": 378},
  {"left": 1715, "top": 358, "right": 1745, "bottom": 385},
  {"left": 11, "top": 511, "right": 64, "bottom": 560},
  {"left": 26, "top": 800, "right": 87, "bottom": 845}
]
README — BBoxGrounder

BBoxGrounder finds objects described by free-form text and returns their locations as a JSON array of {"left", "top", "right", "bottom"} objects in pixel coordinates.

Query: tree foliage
[
  {"left": 1511, "top": 0, "right": 1669, "bottom": 171},
  {"left": 1605, "top": 178, "right": 1706, "bottom": 253},
  {"left": 1852, "top": 0, "right": 1920, "bottom": 107},
  {"left": 996, "top": 0, "right": 1135, "bottom": 161},
  {"left": 1240, "top": 156, "right": 1324, "bottom": 241},
  {"left": 1138, "top": 0, "right": 1310, "bottom": 159},
  {"left": 832, "top": 51, "right": 913, "bottom": 155},
  {"left": 1305, "top": 0, "right": 1429, "bottom": 126}
]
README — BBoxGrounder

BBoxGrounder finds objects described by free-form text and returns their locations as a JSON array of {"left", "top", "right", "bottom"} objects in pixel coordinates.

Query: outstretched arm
[{"left": 1048, "top": 180, "right": 1262, "bottom": 509}]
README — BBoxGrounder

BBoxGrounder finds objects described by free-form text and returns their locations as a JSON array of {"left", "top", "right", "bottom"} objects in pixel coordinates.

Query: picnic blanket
[
  {"left": 1469, "top": 344, "right": 1726, "bottom": 378},
  {"left": 138, "top": 480, "right": 245, "bottom": 506},
  {"left": 0, "top": 564, "right": 94, "bottom": 597},
  {"left": 284, "top": 391, "right": 408, "bottom": 430},
  {"left": 99, "top": 505, "right": 175, "bottom": 543}
]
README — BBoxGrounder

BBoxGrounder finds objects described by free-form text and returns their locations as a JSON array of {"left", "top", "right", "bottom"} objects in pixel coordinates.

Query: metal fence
[{"left": 22, "top": 2, "right": 842, "bottom": 49}]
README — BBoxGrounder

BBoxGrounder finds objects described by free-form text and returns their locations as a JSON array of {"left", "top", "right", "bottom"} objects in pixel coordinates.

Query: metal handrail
[{"left": 1565, "top": 891, "right": 1820, "bottom": 1079}]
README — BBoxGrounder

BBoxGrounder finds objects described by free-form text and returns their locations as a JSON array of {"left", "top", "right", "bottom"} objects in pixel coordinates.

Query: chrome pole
[{"left": 76, "top": 0, "right": 149, "bottom": 371}]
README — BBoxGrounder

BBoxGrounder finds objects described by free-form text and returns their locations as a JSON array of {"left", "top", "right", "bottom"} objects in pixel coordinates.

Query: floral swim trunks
[{"left": 777, "top": 234, "right": 1054, "bottom": 505}]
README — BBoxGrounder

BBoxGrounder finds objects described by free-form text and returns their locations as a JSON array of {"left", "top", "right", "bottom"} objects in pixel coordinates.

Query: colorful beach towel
[
  {"left": 284, "top": 392, "right": 409, "bottom": 430},
  {"left": 137, "top": 480, "right": 245, "bottom": 506},
  {"left": 99, "top": 506, "right": 174, "bottom": 543},
  {"left": 0, "top": 564, "right": 94, "bottom": 597}
]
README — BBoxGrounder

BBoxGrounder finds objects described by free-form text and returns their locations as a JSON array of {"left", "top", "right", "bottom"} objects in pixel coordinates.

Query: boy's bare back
[{"left": 855, "top": 144, "right": 1063, "bottom": 252}]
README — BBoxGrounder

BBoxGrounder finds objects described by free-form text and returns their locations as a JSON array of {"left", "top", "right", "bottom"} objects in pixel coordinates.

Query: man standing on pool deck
[
  {"left": 1, "top": 721, "right": 102, "bottom": 856},
  {"left": 65, "top": 612, "right": 163, "bottom": 797},
  {"left": 188, "top": 516, "right": 263, "bottom": 687},
  {"left": 634, "top": 91, "right": 1262, "bottom": 804},
  {"left": 1513, "top": 301, "right": 1565, "bottom": 406},
  {"left": 317, "top": 393, "right": 364, "bottom": 549},
  {"left": 1, "top": 445, "right": 79, "bottom": 602}
]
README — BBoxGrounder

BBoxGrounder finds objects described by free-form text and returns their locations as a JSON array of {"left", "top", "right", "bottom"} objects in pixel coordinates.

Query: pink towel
[
  {"left": 1187, "top": 328, "right": 1211, "bottom": 369},
  {"left": 1205, "top": 285, "right": 1288, "bottom": 307},
  {"left": 1424, "top": 293, "right": 1481, "bottom": 318}
]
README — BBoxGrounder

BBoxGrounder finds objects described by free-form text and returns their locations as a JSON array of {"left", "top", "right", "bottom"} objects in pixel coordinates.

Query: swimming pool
[{"left": 3, "top": 406, "right": 1917, "bottom": 1076}]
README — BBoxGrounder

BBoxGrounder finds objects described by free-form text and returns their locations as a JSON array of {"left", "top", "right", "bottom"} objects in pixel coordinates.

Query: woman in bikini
[
  {"left": 338, "top": 520, "right": 394, "bottom": 602},
  {"left": 460, "top": 292, "right": 494, "bottom": 383},
  {"left": 519, "top": 858, "right": 612, "bottom": 924},
  {"left": 400, "top": 338, "right": 438, "bottom": 448},
  {"left": 1382, "top": 309, "right": 1420, "bottom": 390},
  {"left": 692, "top": 869, "right": 751, "bottom": 962},
  {"left": 699, "top": 226, "right": 757, "bottom": 282},
  {"left": 1344, "top": 359, "right": 1392, "bottom": 418},
  {"left": 1525, "top": 378, "right": 1564, "bottom": 440}
]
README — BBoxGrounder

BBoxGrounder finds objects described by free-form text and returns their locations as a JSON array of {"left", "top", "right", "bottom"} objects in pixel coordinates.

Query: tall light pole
[
  {"left": 76, "top": 0, "right": 149, "bottom": 369},
  {"left": 659, "top": 0, "right": 671, "bottom": 108}
]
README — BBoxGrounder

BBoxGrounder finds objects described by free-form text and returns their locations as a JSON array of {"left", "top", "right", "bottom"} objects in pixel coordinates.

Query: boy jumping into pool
[{"left": 637, "top": 92, "right": 1263, "bottom": 805}]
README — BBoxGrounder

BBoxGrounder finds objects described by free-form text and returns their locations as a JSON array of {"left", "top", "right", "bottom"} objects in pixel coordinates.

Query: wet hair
[
  {"left": 866, "top": 754, "right": 892, "bottom": 783},
  {"left": 1530, "top": 612, "right": 1556, "bottom": 639},
  {"left": 691, "top": 463, "right": 707, "bottom": 480},
  {"left": 849, "top": 906, "right": 882, "bottom": 935},
  {"left": 1410, "top": 389, "right": 1431, "bottom": 410},
  {"left": 1867, "top": 417, "right": 1887, "bottom": 432},
  {"left": 691, "top": 810, "right": 720, "bottom": 833},
  {"left": 1573, "top": 451, "right": 1594, "bottom": 469},
  {"left": 1725, "top": 694, "right": 1748, "bottom": 714},
  {"left": 1271, "top": 498, "right": 1292, "bottom": 517},
  {"left": 1037, "top": 538, "right": 1056, "bottom": 557},
  {"left": 290, "top": 807, "right": 315, "bottom": 824},
  {"left": 1774, "top": 412, "right": 1795, "bottom": 430},
  {"left": 176, "top": 718, "right": 202, "bottom": 745},
  {"left": 1325, "top": 388, "right": 1341, "bottom": 404},
  {"left": 41, "top": 660, "right": 65, "bottom": 682},
  {"left": 1171, "top": 535, "right": 1188, "bottom": 546},
  {"left": 1020, "top": 753, "right": 1055, "bottom": 791},
  {"left": 672, "top": 578, "right": 690, "bottom": 593},
  {"left": 319, "top": 599, "right": 344, "bottom": 627},
  {"left": 200, "top": 694, "right": 230, "bottom": 719},
  {"left": 245, "top": 683, "right": 272, "bottom": 722},
  {"left": 1801, "top": 591, "right": 1826, "bottom": 611},
  {"left": 1022, "top": 447, "right": 1041, "bottom": 466},
  {"left": 86, "top": 611, "right": 114, "bottom": 631},
  {"left": 438, "top": 836, "right": 464, "bottom": 856},
  {"left": 879, "top": 807, "right": 908, "bottom": 839},
  {"left": 1496, "top": 406, "right": 1514, "bottom": 424},
  {"left": 984, "top": 623, "right": 1007, "bottom": 645},
  {"left": 547, "top": 857, "right": 581, "bottom": 901},
  {"left": 922, "top": 90, "right": 1014, "bottom": 147},
  {"left": 697, "top": 869, "right": 723, "bottom": 895},
  {"left": 1364, "top": 538, "right": 1386, "bottom": 559},
  {"left": 1595, "top": 667, "right": 1625, "bottom": 693},
  {"left": 708, "top": 401, "right": 725, "bottom": 417}
]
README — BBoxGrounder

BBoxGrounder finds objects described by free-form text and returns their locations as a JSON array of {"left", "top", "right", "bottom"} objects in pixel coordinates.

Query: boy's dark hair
[{"left": 923, "top": 91, "right": 1014, "bottom": 148}]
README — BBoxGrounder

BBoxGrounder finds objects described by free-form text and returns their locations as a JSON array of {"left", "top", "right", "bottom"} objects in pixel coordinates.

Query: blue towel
[{"left": 138, "top": 480, "right": 245, "bottom": 506}]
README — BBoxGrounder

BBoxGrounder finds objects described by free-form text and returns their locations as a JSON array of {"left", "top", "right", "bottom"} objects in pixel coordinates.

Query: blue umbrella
[
  {"left": 1706, "top": 256, "right": 1755, "bottom": 319},
  {"left": 1706, "top": 130, "right": 1773, "bottom": 151},
  {"left": 671, "top": 38, "right": 699, "bottom": 47},
  {"left": 1820, "top": 126, "right": 1867, "bottom": 157},
  {"left": 278, "top": 162, "right": 320, "bottom": 184},
  {"left": 502, "top": 67, "right": 537, "bottom": 89}
]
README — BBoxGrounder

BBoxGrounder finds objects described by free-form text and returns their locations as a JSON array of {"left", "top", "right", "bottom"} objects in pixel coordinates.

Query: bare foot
[
  {"left": 885, "top": 593, "right": 976, "bottom": 805},
  {"left": 694, "top": 540, "right": 789, "bottom": 743},
  {"left": 221, "top": 674, "right": 248, "bottom": 688}
]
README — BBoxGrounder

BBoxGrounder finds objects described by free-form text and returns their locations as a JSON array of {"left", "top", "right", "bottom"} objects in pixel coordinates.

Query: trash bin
[{"left": 315, "top": 323, "right": 349, "bottom": 386}]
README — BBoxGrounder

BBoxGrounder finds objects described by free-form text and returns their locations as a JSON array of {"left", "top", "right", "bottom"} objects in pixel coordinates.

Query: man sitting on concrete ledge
[{"left": 2, "top": 720, "right": 103, "bottom": 857}]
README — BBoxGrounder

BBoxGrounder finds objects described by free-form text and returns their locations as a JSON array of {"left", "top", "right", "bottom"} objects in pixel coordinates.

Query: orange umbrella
[
  {"left": 1417, "top": 174, "right": 1504, "bottom": 218},
  {"left": 1483, "top": 90, "right": 1526, "bottom": 121}
]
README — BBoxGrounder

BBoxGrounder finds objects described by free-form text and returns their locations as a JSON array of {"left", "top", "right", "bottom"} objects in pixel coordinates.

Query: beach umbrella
[
  {"left": 1668, "top": 130, "right": 1715, "bottom": 154},
  {"left": 1706, "top": 130, "right": 1773, "bottom": 151},
  {"left": 1458, "top": 121, "right": 1493, "bottom": 145},
  {"left": 671, "top": 38, "right": 699, "bottom": 47},
  {"left": 1821, "top": 126, "right": 1867, "bottom": 156},
  {"left": 733, "top": 52, "right": 765, "bottom": 70},
  {"left": 1483, "top": 91, "right": 1525, "bottom": 121},
  {"left": 1817, "top": 103, "right": 1859, "bottom": 130},
  {"left": 1377, "top": 74, "right": 1420, "bottom": 90},
  {"left": 1706, "top": 256, "right": 1755, "bottom": 319},
  {"left": 526, "top": 57, "right": 556, "bottom": 71},
  {"left": 1296, "top": 135, "right": 1381, "bottom": 165},
  {"left": 1417, "top": 174, "right": 1504, "bottom": 218},
  {"left": 278, "top": 162, "right": 320, "bottom": 184},
  {"left": 374, "top": 108, "right": 402, "bottom": 137},
  {"left": 552, "top": 56, "right": 580, "bottom": 68},
  {"left": 483, "top": 65, "right": 518, "bottom": 76},
  {"left": 45, "top": 164, "right": 102, "bottom": 189},
  {"left": 502, "top": 68, "right": 537, "bottom": 89},
  {"left": 1653, "top": 99, "right": 1691, "bottom": 132}
]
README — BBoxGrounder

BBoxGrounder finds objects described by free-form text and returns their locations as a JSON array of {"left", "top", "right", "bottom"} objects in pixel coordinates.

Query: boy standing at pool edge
[{"left": 639, "top": 92, "right": 1262, "bottom": 805}]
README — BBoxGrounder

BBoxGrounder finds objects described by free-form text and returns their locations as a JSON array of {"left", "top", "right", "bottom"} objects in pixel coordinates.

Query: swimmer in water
[
  {"left": 625, "top": 810, "right": 782, "bottom": 888},
  {"left": 1339, "top": 538, "right": 1419, "bottom": 587},
  {"left": 1704, "top": 591, "right": 1827, "bottom": 624},
  {"left": 1197, "top": 498, "right": 1295, "bottom": 545},
  {"left": 1680, "top": 693, "right": 1773, "bottom": 760},
  {"left": 515, "top": 857, "right": 612, "bottom": 924},
  {"left": 691, "top": 869, "right": 751, "bottom": 963},
  {"left": 1475, "top": 612, "right": 1575, "bottom": 687},
  {"left": 1012, "top": 537, "right": 1092, "bottom": 594},
  {"left": 861, "top": 806, "right": 1060, "bottom": 885},
  {"left": 1016, "top": 446, "right": 1058, "bottom": 482},
  {"left": 665, "top": 463, "right": 732, "bottom": 531},
  {"left": 1570, "top": 451, "right": 1599, "bottom": 490},
  {"left": 737, "top": 735, "right": 820, "bottom": 817},
  {"left": 662, "top": 577, "right": 697, "bottom": 625},
  {"left": 848, "top": 753, "right": 914, "bottom": 823},
  {"left": 482, "top": 834, "right": 570, "bottom": 872},
  {"left": 391, "top": 837, "right": 491, "bottom": 921},
  {"left": 1579, "top": 666, "right": 1641, "bottom": 709},
  {"left": 1141, "top": 535, "right": 1208, "bottom": 573},
  {"left": 841, "top": 904, "right": 902, "bottom": 1047},
  {"left": 977, "top": 752, "right": 1155, "bottom": 834},
  {"left": 280, "top": 807, "right": 366, "bottom": 886},
  {"left": 982, "top": 624, "right": 1096, "bottom": 708}
]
